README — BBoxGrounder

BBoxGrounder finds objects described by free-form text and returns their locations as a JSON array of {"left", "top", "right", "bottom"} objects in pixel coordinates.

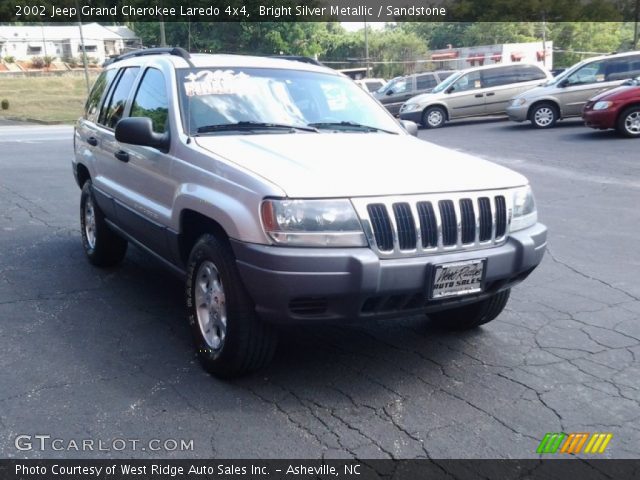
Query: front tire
[
  {"left": 529, "top": 103, "right": 558, "bottom": 129},
  {"left": 186, "top": 234, "right": 277, "bottom": 378},
  {"left": 80, "top": 180, "right": 127, "bottom": 267},
  {"left": 616, "top": 106, "right": 640, "bottom": 138},
  {"left": 422, "top": 106, "right": 447, "bottom": 129},
  {"left": 429, "top": 289, "right": 511, "bottom": 331}
]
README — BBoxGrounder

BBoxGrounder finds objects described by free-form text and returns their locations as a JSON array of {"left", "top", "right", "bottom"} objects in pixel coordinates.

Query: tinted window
[
  {"left": 416, "top": 74, "right": 437, "bottom": 90},
  {"left": 482, "top": 67, "right": 518, "bottom": 87},
  {"left": 99, "top": 67, "right": 140, "bottom": 129},
  {"left": 521, "top": 65, "right": 547, "bottom": 81},
  {"left": 451, "top": 71, "right": 482, "bottom": 92},
  {"left": 606, "top": 55, "right": 640, "bottom": 81},
  {"left": 130, "top": 68, "right": 169, "bottom": 133},
  {"left": 85, "top": 69, "right": 117, "bottom": 122}
]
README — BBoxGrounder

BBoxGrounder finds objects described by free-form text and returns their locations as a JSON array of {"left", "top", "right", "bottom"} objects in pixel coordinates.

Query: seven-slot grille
[{"left": 355, "top": 193, "right": 510, "bottom": 258}]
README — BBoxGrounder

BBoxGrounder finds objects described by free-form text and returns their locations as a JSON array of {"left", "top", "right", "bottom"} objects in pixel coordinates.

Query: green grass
[{"left": 0, "top": 74, "right": 98, "bottom": 123}]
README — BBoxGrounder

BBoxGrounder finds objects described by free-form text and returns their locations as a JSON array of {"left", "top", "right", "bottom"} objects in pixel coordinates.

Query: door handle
[
  {"left": 114, "top": 150, "right": 129, "bottom": 163},
  {"left": 475, "top": 93, "right": 484, "bottom": 98},
  {"left": 486, "top": 92, "right": 495, "bottom": 97},
  {"left": 87, "top": 136, "right": 98, "bottom": 146}
]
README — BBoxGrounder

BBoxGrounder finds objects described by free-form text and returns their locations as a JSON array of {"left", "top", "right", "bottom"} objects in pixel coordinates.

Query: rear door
[{"left": 482, "top": 65, "right": 548, "bottom": 114}]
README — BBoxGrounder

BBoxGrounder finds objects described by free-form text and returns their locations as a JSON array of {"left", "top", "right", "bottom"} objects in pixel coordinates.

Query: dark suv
[{"left": 374, "top": 71, "right": 455, "bottom": 115}]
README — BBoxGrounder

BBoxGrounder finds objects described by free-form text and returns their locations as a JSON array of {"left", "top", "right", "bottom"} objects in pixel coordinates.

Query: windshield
[
  {"left": 177, "top": 67, "right": 402, "bottom": 135},
  {"left": 543, "top": 60, "right": 587, "bottom": 86},
  {"left": 431, "top": 71, "right": 462, "bottom": 94}
]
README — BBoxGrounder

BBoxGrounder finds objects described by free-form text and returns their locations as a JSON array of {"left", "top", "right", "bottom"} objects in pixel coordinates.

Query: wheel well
[
  {"left": 179, "top": 210, "right": 229, "bottom": 265},
  {"left": 76, "top": 163, "right": 90, "bottom": 187},
  {"left": 423, "top": 104, "right": 449, "bottom": 121},
  {"left": 528, "top": 100, "right": 560, "bottom": 120},
  {"left": 616, "top": 102, "right": 640, "bottom": 124}
]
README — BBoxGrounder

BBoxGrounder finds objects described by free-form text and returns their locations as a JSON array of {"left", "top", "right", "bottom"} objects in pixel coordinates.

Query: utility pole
[
  {"left": 541, "top": 14, "right": 547, "bottom": 67},
  {"left": 364, "top": 20, "right": 369, "bottom": 78},
  {"left": 75, "top": 0, "right": 90, "bottom": 94},
  {"left": 634, "top": 0, "right": 639, "bottom": 50},
  {"left": 159, "top": 21, "right": 167, "bottom": 47}
]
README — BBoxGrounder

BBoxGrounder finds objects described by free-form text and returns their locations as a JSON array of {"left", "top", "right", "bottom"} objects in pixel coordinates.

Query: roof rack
[{"left": 103, "top": 47, "right": 193, "bottom": 67}]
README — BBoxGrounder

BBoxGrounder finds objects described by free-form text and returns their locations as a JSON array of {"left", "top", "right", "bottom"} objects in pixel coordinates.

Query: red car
[{"left": 583, "top": 77, "right": 640, "bottom": 138}]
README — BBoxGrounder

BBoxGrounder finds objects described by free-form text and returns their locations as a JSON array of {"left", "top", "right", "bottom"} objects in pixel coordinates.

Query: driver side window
[
  {"left": 387, "top": 78, "right": 408, "bottom": 95},
  {"left": 566, "top": 60, "right": 606, "bottom": 85},
  {"left": 451, "top": 71, "right": 482, "bottom": 93}
]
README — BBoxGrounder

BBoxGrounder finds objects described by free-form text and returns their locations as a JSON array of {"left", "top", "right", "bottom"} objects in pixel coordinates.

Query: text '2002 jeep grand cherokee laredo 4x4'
[{"left": 73, "top": 48, "right": 547, "bottom": 378}]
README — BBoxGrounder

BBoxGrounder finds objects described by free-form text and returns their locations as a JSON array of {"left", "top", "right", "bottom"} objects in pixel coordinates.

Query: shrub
[
  {"left": 43, "top": 55, "right": 56, "bottom": 67},
  {"left": 63, "top": 56, "right": 78, "bottom": 67},
  {"left": 3, "top": 56, "right": 15, "bottom": 63},
  {"left": 87, "top": 56, "right": 99, "bottom": 67},
  {"left": 1, "top": 99, "right": 9, "bottom": 110},
  {"left": 30, "top": 56, "right": 45, "bottom": 69}
]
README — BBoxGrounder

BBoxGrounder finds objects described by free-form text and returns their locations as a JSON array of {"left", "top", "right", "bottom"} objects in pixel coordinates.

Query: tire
[
  {"left": 429, "top": 289, "right": 511, "bottom": 331},
  {"left": 616, "top": 106, "right": 640, "bottom": 138},
  {"left": 422, "top": 106, "right": 447, "bottom": 129},
  {"left": 529, "top": 103, "right": 558, "bottom": 129},
  {"left": 185, "top": 234, "right": 278, "bottom": 378},
  {"left": 80, "top": 180, "right": 127, "bottom": 267}
]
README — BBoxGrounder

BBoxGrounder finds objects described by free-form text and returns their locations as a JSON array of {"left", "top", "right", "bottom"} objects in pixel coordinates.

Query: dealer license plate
[{"left": 430, "top": 259, "right": 485, "bottom": 299}]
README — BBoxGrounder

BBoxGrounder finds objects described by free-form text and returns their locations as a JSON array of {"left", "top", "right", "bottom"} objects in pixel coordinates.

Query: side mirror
[
  {"left": 115, "top": 117, "right": 169, "bottom": 151},
  {"left": 400, "top": 119, "right": 418, "bottom": 137},
  {"left": 385, "top": 89, "right": 394, "bottom": 96},
  {"left": 558, "top": 79, "right": 569, "bottom": 88},
  {"left": 445, "top": 86, "right": 454, "bottom": 94}
]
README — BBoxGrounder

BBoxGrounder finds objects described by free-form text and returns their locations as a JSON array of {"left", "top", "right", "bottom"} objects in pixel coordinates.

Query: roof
[{"left": 0, "top": 23, "right": 138, "bottom": 42}]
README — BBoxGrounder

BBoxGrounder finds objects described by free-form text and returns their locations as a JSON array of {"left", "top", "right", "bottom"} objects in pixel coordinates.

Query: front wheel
[
  {"left": 422, "top": 106, "right": 447, "bottom": 129},
  {"left": 185, "top": 234, "right": 278, "bottom": 378},
  {"left": 616, "top": 106, "right": 640, "bottom": 138},
  {"left": 428, "top": 289, "right": 511, "bottom": 331},
  {"left": 529, "top": 103, "right": 558, "bottom": 129}
]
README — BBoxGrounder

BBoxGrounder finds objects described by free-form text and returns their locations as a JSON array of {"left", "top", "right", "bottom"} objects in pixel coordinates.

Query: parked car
[
  {"left": 374, "top": 71, "right": 455, "bottom": 115},
  {"left": 583, "top": 76, "right": 640, "bottom": 137},
  {"left": 399, "top": 63, "right": 551, "bottom": 128},
  {"left": 355, "top": 78, "right": 387, "bottom": 93},
  {"left": 507, "top": 51, "right": 640, "bottom": 128},
  {"left": 73, "top": 48, "right": 546, "bottom": 378}
]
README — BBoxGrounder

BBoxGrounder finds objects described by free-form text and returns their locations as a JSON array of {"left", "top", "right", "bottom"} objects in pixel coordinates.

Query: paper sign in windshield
[{"left": 184, "top": 70, "right": 250, "bottom": 96}]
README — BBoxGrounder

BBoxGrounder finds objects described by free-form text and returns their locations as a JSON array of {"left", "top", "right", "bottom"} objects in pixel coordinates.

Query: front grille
[{"left": 352, "top": 192, "right": 510, "bottom": 258}]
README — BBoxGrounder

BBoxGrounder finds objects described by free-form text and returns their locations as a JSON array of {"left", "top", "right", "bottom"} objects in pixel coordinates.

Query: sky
[{"left": 341, "top": 22, "right": 387, "bottom": 32}]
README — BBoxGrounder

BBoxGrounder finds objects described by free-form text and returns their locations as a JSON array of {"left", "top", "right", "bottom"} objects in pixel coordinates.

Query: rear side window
[
  {"left": 98, "top": 67, "right": 140, "bottom": 129},
  {"left": 482, "top": 67, "right": 518, "bottom": 87},
  {"left": 606, "top": 55, "right": 640, "bottom": 81},
  {"left": 416, "top": 74, "right": 437, "bottom": 90},
  {"left": 518, "top": 65, "right": 547, "bottom": 82},
  {"left": 130, "top": 68, "right": 169, "bottom": 133},
  {"left": 85, "top": 70, "right": 116, "bottom": 122}
]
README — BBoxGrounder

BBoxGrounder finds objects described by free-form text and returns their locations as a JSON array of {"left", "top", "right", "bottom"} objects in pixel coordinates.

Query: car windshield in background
[
  {"left": 431, "top": 72, "right": 461, "bottom": 93},
  {"left": 176, "top": 67, "right": 401, "bottom": 135}
]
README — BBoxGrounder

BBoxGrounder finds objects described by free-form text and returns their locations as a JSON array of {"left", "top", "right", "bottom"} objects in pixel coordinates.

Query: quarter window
[
  {"left": 99, "top": 67, "right": 140, "bottom": 129},
  {"left": 130, "top": 68, "right": 169, "bottom": 133},
  {"left": 85, "top": 69, "right": 117, "bottom": 123}
]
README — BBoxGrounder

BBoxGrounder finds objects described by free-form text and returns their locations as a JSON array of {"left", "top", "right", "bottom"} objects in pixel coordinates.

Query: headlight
[
  {"left": 593, "top": 101, "right": 613, "bottom": 111},
  {"left": 261, "top": 199, "right": 367, "bottom": 247},
  {"left": 402, "top": 103, "right": 420, "bottom": 112},
  {"left": 510, "top": 185, "right": 537, "bottom": 232},
  {"left": 511, "top": 98, "right": 527, "bottom": 107}
]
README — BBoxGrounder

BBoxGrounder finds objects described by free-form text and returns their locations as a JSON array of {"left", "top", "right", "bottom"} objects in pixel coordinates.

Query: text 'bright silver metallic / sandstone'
[{"left": 72, "top": 48, "right": 547, "bottom": 378}]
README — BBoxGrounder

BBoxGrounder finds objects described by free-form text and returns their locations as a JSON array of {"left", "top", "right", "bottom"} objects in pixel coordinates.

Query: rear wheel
[
  {"left": 422, "top": 106, "right": 447, "bottom": 129},
  {"left": 429, "top": 289, "right": 511, "bottom": 331},
  {"left": 529, "top": 103, "right": 558, "bottom": 129},
  {"left": 186, "top": 234, "right": 278, "bottom": 378},
  {"left": 616, "top": 106, "right": 640, "bottom": 138},
  {"left": 80, "top": 180, "right": 127, "bottom": 267}
]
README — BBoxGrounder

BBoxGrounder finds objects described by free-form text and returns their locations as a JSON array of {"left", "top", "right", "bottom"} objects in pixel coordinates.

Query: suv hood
[{"left": 195, "top": 133, "right": 527, "bottom": 198}]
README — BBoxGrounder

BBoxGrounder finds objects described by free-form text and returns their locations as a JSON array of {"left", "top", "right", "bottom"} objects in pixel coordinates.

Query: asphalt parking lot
[{"left": 0, "top": 117, "right": 639, "bottom": 459}]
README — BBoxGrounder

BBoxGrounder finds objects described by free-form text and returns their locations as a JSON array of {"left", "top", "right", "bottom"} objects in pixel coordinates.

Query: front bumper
[
  {"left": 231, "top": 223, "right": 547, "bottom": 324},
  {"left": 399, "top": 109, "right": 423, "bottom": 124},
  {"left": 506, "top": 104, "right": 529, "bottom": 122},
  {"left": 583, "top": 109, "right": 617, "bottom": 130}
]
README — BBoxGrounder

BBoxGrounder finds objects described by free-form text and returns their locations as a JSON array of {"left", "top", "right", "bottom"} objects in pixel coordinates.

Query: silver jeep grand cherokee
[{"left": 73, "top": 48, "right": 547, "bottom": 378}]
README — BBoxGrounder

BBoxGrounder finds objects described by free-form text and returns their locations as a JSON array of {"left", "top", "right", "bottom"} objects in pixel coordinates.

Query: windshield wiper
[
  {"left": 196, "top": 121, "right": 318, "bottom": 134},
  {"left": 307, "top": 121, "right": 397, "bottom": 134}
]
